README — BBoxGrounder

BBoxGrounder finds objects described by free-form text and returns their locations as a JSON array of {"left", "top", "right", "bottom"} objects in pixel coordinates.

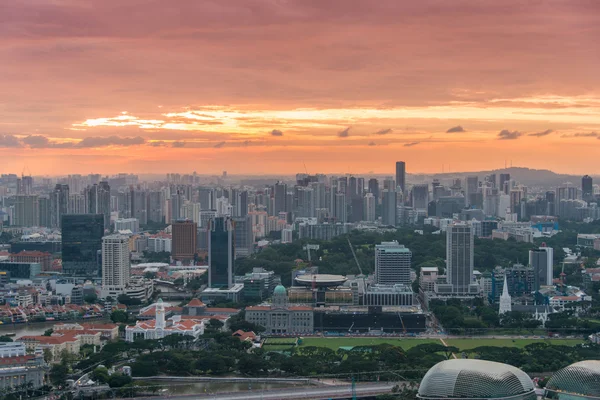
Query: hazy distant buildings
[
  {"left": 233, "top": 215, "right": 253, "bottom": 257},
  {"left": 14, "top": 195, "right": 39, "bottom": 227},
  {"left": 364, "top": 193, "right": 376, "bottom": 222},
  {"left": 395, "top": 161, "right": 406, "bottom": 195},
  {"left": 582, "top": 175, "right": 593, "bottom": 200},
  {"left": 411, "top": 184, "right": 429, "bottom": 211},
  {"left": 86, "top": 181, "right": 111, "bottom": 230},
  {"left": 382, "top": 189, "right": 397, "bottom": 226},
  {"left": 50, "top": 184, "right": 69, "bottom": 228}
]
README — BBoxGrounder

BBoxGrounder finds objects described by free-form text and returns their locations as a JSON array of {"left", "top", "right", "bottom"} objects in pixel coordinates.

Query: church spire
[{"left": 499, "top": 275, "right": 512, "bottom": 314}]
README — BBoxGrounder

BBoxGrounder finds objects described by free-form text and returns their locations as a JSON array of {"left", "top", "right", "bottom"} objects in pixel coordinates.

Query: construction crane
[{"left": 347, "top": 237, "right": 364, "bottom": 276}]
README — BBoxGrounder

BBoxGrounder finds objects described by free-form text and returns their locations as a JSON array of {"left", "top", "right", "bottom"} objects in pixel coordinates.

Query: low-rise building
[
  {"left": 18, "top": 333, "right": 80, "bottom": 363},
  {"left": 0, "top": 343, "right": 46, "bottom": 390}
]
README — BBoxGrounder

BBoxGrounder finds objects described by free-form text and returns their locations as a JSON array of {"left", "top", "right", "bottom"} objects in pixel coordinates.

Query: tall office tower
[
  {"left": 348, "top": 176, "right": 358, "bottom": 200},
  {"left": 582, "top": 175, "right": 593, "bottom": 200},
  {"left": 383, "top": 177, "right": 395, "bottom": 191},
  {"left": 465, "top": 176, "right": 479, "bottom": 206},
  {"left": 200, "top": 209, "right": 217, "bottom": 228},
  {"left": 334, "top": 192, "right": 347, "bottom": 222},
  {"left": 38, "top": 196, "right": 51, "bottom": 227},
  {"left": 233, "top": 215, "right": 253, "bottom": 257},
  {"left": 14, "top": 195, "right": 39, "bottom": 227},
  {"left": 199, "top": 187, "right": 214, "bottom": 210},
  {"left": 274, "top": 181, "right": 287, "bottom": 216},
  {"left": 350, "top": 196, "right": 364, "bottom": 222},
  {"left": 130, "top": 188, "right": 148, "bottom": 225},
  {"left": 147, "top": 191, "right": 164, "bottom": 223},
  {"left": 357, "top": 177, "right": 365, "bottom": 196},
  {"left": 411, "top": 184, "right": 429, "bottom": 210},
  {"left": 101, "top": 234, "right": 130, "bottom": 294},
  {"left": 545, "top": 191, "right": 556, "bottom": 216},
  {"left": 87, "top": 181, "right": 111, "bottom": 230},
  {"left": 311, "top": 182, "right": 327, "bottom": 210},
  {"left": 50, "top": 184, "right": 69, "bottom": 228},
  {"left": 375, "top": 241, "right": 412, "bottom": 285},
  {"left": 446, "top": 223, "right": 474, "bottom": 293},
  {"left": 295, "top": 186, "right": 315, "bottom": 218},
  {"left": 382, "top": 189, "right": 397, "bottom": 226},
  {"left": 208, "top": 217, "right": 235, "bottom": 288},
  {"left": 171, "top": 220, "right": 197, "bottom": 264},
  {"left": 238, "top": 190, "right": 249, "bottom": 217},
  {"left": 62, "top": 214, "right": 104, "bottom": 276},
  {"left": 395, "top": 161, "right": 406, "bottom": 194},
  {"left": 364, "top": 193, "right": 376, "bottom": 222},
  {"left": 329, "top": 183, "right": 338, "bottom": 218},
  {"left": 368, "top": 178, "right": 379, "bottom": 204},
  {"left": 499, "top": 173, "right": 511, "bottom": 195},
  {"left": 529, "top": 246, "right": 554, "bottom": 289}
]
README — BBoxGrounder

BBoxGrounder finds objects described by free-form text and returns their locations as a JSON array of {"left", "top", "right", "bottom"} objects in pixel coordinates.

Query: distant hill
[{"left": 410, "top": 167, "right": 584, "bottom": 188}]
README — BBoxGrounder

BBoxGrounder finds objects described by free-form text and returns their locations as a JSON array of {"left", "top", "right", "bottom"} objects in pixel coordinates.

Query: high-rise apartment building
[
  {"left": 395, "top": 161, "right": 406, "bottom": 194},
  {"left": 529, "top": 246, "right": 554, "bottom": 288},
  {"left": 13, "top": 195, "right": 39, "bottom": 227},
  {"left": 368, "top": 178, "right": 379, "bottom": 205},
  {"left": 364, "top": 193, "right": 376, "bottom": 222},
  {"left": 208, "top": 217, "right": 235, "bottom": 288},
  {"left": 86, "top": 181, "right": 111, "bottom": 230},
  {"left": 334, "top": 192, "right": 346, "bottom": 222},
  {"left": 274, "top": 181, "right": 287, "bottom": 216},
  {"left": 62, "top": 214, "right": 104, "bottom": 276},
  {"left": 411, "top": 184, "right": 429, "bottom": 210},
  {"left": 101, "top": 234, "right": 130, "bottom": 297},
  {"left": 499, "top": 173, "right": 511, "bottom": 195},
  {"left": 147, "top": 190, "right": 164, "bottom": 223},
  {"left": 446, "top": 223, "right": 474, "bottom": 293},
  {"left": 233, "top": 215, "right": 253, "bottom": 258},
  {"left": 466, "top": 176, "right": 479, "bottom": 207},
  {"left": 50, "top": 184, "right": 69, "bottom": 228},
  {"left": 171, "top": 220, "right": 197, "bottom": 264},
  {"left": 375, "top": 241, "right": 412, "bottom": 285}
]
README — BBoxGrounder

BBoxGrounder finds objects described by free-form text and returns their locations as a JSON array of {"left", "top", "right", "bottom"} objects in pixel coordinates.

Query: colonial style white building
[
  {"left": 245, "top": 285, "right": 313, "bottom": 335},
  {"left": 125, "top": 299, "right": 205, "bottom": 342}
]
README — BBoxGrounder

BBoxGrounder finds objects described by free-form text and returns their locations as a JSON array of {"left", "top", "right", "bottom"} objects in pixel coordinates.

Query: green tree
[
  {"left": 111, "top": 310, "right": 129, "bottom": 323},
  {"left": 108, "top": 374, "right": 132, "bottom": 388},
  {"left": 43, "top": 328, "right": 54, "bottom": 336},
  {"left": 206, "top": 318, "right": 224, "bottom": 332},
  {"left": 92, "top": 366, "right": 110, "bottom": 384},
  {"left": 0, "top": 335, "right": 13, "bottom": 342},
  {"left": 117, "top": 294, "right": 142, "bottom": 306},
  {"left": 49, "top": 362, "right": 69, "bottom": 387},
  {"left": 84, "top": 293, "right": 98, "bottom": 304}
]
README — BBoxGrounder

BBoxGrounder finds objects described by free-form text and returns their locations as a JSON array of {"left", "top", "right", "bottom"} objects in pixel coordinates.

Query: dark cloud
[
  {"left": 497, "top": 130, "right": 522, "bottom": 140},
  {"left": 76, "top": 136, "right": 146, "bottom": 147},
  {"left": 404, "top": 142, "right": 421, "bottom": 147},
  {"left": 337, "top": 127, "right": 350, "bottom": 138},
  {"left": 368, "top": 141, "right": 376, "bottom": 146},
  {"left": 21, "top": 135, "right": 50, "bottom": 148},
  {"left": 528, "top": 129, "right": 553, "bottom": 137},
  {"left": 374, "top": 128, "right": 392, "bottom": 135},
  {"left": 270, "top": 129, "right": 283, "bottom": 137},
  {"left": 446, "top": 125, "right": 465, "bottom": 133},
  {"left": 214, "top": 141, "right": 226, "bottom": 148},
  {"left": 172, "top": 141, "right": 186, "bottom": 148},
  {"left": 575, "top": 132, "right": 598, "bottom": 137},
  {"left": 148, "top": 141, "right": 167, "bottom": 147},
  {"left": 0, "top": 135, "right": 22, "bottom": 148}
]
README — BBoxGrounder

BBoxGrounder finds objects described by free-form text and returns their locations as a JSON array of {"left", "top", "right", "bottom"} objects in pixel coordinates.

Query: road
[{"left": 134, "top": 382, "right": 394, "bottom": 400}]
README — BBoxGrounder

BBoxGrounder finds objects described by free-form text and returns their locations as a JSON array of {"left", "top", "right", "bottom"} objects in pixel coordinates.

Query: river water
[
  {"left": 155, "top": 381, "right": 307, "bottom": 395},
  {"left": 0, "top": 319, "right": 111, "bottom": 338}
]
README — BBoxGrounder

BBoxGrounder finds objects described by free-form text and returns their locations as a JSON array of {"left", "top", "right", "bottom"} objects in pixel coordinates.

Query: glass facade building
[
  {"left": 0, "top": 262, "right": 41, "bottom": 280},
  {"left": 61, "top": 214, "right": 104, "bottom": 277},
  {"left": 208, "top": 217, "right": 234, "bottom": 288}
]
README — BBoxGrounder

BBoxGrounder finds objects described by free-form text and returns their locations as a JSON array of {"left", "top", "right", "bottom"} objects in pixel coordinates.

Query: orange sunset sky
[{"left": 1, "top": 1, "right": 600, "bottom": 176}]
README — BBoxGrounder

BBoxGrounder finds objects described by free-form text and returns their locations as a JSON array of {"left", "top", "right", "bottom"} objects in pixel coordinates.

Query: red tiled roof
[
  {"left": 289, "top": 306, "right": 313, "bottom": 311},
  {"left": 552, "top": 296, "right": 580, "bottom": 301},
  {"left": 187, "top": 298, "right": 205, "bottom": 307},
  {"left": 82, "top": 323, "right": 118, "bottom": 330},
  {"left": 19, "top": 335, "right": 78, "bottom": 344},
  {"left": 246, "top": 306, "right": 270, "bottom": 311},
  {"left": 205, "top": 307, "right": 239, "bottom": 313}
]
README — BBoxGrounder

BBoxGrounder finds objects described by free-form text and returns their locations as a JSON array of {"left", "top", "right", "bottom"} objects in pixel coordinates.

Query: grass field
[
  {"left": 444, "top": 338, "right": 584, "bottom": 350},
  {"left": 299, "top": 337, "right": 439, "bottom": 350}
]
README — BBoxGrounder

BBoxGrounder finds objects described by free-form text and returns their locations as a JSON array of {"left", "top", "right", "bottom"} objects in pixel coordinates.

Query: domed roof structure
[
  {"left": 418, "top": 359, "right": 536, "bottom": 400},
  {"left": 273, "top": 285, "right": 287, "bottom": 295},
  {"left": 545, "top": 360, "right": 600, "bottom": 399}
]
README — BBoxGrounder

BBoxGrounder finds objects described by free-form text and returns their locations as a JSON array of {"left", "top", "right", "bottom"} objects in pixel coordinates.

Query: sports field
[{"left": 296, "top": 337, "right": 584, "bottom": 351}]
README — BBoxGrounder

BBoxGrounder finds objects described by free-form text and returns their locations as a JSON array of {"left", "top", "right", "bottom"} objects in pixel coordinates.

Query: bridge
[{"left": 133, "top": 382, "right": 395, "bottom": 400}]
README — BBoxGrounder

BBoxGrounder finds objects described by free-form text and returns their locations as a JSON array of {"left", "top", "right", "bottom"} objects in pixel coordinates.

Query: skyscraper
[
  {"left": 86, "top": 181, "right": 111, "bottom": 230},
  {"left": 411, "top": 184, "right": 429, "bottom": 210},
  {"left": 101, "top": 234, "right": 130, "bottom": 298},
  {"left": 499, "top": 173, "right": 511, "bottom": 195},
  {"left": 375, "top": 241, "right": 412, "bottom": 285},
  {"left": 382, "top": 189, "right": 397, "bottom": 226},
  {"left": 233, "top": 215, "right": 253, "bottom": 258},
  {"left": 274, "top": 181, "right": 287, "bottom": 216},
  {"left": 446, "top": 223, "right": 474, "bottom": 293},
  {"left": 368, "top": 178, "right": 379, "bottom": 205},
  {"left": 62, "top": 214, "right": 104, "bottom": 276},
  {"left": 147, "top": 190, "right": 164, "bottom": 223},
  {"left": 582, "top": 175, "right": 593, "bottom": 200},
  {"left": 529, "top": 246, "right": 554, "bottom": 289},
  {"left": 466, "top": 176, "right": 479, "bottom": 207},
  {"left": 208, "top": 217, "right": 235, "bottom": 288},
  {"left": 14, "top": 195, "right": 39, "bottom": 227},
  {"left": 50, "top": 184, "right": 69, "bottom": 228},
  {"left": 395, "top": 161, "right": 406, "bottom": 194},
  {"left": 364, "top": 193, "right": 376, "bottom": 222},
  {"left": 171, "top": 220, "right": 197, "bottom": 264},
  {"left": 334, "top": 192, "right": 347, "bottom": 222}
]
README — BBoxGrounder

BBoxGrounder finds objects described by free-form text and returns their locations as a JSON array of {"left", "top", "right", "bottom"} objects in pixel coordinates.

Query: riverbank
[{"left": 0, "top": 317, "right": 111, "bottom": 338}]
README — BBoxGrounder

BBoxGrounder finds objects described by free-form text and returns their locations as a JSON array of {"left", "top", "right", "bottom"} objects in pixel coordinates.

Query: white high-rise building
[
  {"left": 115, "top": 218, "right": 140, "bottom": 234},
  {"left": 375, "top": 241, "right": 412, "bottom": 285},
  {"left": 446, "top": 223, "right": 474, "bottom": 293},
  {"left": 499, "top": 275, "right": 512, "bottom": 314},
  {"left": 364, "top": 193, "right": 376, "bottom": 222},
  {"left": 101, "top": 234, "right": 130, "bottom": 298}
]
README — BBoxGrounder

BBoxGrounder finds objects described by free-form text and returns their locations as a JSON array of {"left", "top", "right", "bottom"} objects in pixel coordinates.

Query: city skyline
[{"left": 1, "top": 1, "right": 600, "bottom": 175}]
